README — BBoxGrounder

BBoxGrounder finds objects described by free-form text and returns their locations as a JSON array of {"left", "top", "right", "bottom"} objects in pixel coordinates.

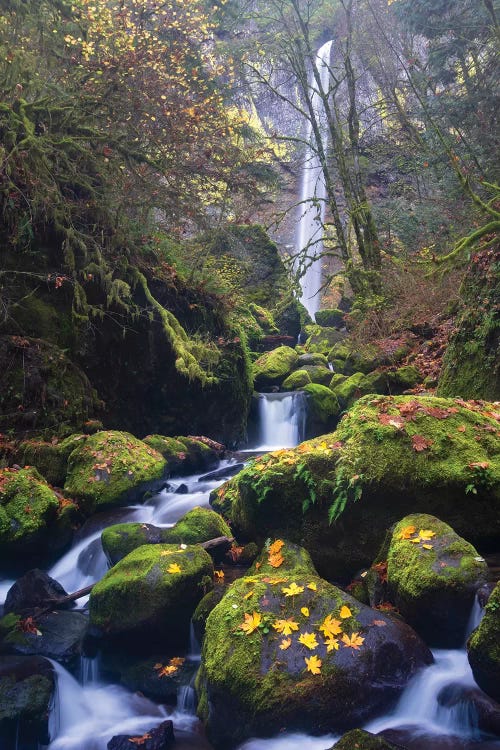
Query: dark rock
[
  {"left": 331, "top": 728, "right": 406, "bottom": 749},
  {"left": 0, "top": 654, "right": 54, "bottom": 747},
  {"left": 2, "top": 611, "right": 88, "bottom": 664},
  {"left": 468, "top": 580, "right": 500, "bottom": 703},
  {"left": 4, "top": 569, "right": 69, "bottom": 615},
  {"left": 438, "top": 683, "right": 500, "bottom": 736},
  {"left": 107, "top": 719, "right": 175, "bottom": 750},
  {"left": 198, "top": 463, "right": 244, "bottom": 482},
  {"left": 175, "top": 483, "right": 189, "bottom": 495},
  {"left": 477, "top": 583, "right": 496, "bottom": 608}
]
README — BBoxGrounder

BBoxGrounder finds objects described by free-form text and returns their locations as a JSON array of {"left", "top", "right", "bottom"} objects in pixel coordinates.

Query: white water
[
  {"left": 296, "top": 41, "right": 333, "bottom": 319},
  {"left": 254, "top": 392, "right": 306, "bottom": 450}
]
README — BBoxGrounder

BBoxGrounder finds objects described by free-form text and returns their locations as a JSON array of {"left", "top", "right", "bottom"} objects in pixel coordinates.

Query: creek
[{"left": 0, "top": 408, "right": 499, "bottom": 750}]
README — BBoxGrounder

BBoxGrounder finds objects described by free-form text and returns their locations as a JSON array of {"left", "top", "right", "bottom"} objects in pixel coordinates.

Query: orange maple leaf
[
  {"left": 269, "top": 539, "right": 285, "bottom": 556},
  {"left": 268, "top": 552, "right": 284, "bottom": 568},
  {"left": 319, "top": 614, "right": 342, "bottom": 638},
  {"left": 279, "top": 637, "right": 292, "bottom": 650},
  {"left": 399, "top": 525, "right": 417, "bottom": 539},
  {"left": 341, "top": 632, "right": 364, "bottom": 649},
  {"left": 239, "top": 611, "right": 261, "bottom": 635},
  {"left": 305, "top": 655, "right": 322, "bottom": 674},
  {"left": 273, "top": 618, "right": 299, "bottom": 635}
]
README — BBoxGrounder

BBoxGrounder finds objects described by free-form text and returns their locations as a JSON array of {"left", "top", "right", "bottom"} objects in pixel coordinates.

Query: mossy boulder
[
  {"left": 15, "top": 433, "right": 87, "bottom": 486},
  {"left": 297, "top": 353, "right": 329, "bottom": 368},
  {"left": 248, "top": 539, "right": 317, "bottom": 578},
  {"left": 101, "top": 651, "right": 196, "bottom": 703},
  {"left": 0, "top": 467, "right": 74, "bottom": 560},
  {"left": 89, "top": 544, "right": 214, "bottom": 645},
  {"left": 102, "top": 508, "right": 230, "bottom": 565},
  {"left": 301, "top": 384, "right": 341, "bottom": 437},
  {"left": 386, "top": 514, "right": 488, "bottom": 647},
  {"left": 467, "top": 581, "right": 500, "bottom": 702},
  {"left": 387, "top": 365, "right": 422, "bottom": 391},
  {"left": 211, "top": 395, "right": 500, "bottom": 580},
  {"left": 197, "top": 562, "right": 431, "bottom": 746},
  {"left": 0, "top": 655, "right": 54, "bottom": 747},
  {"left": 192, "top": 587, "right": 227, "bottom": 643},
  {"left": 332, "top": 729, "right": 401, "bottom": 749},
  {"left": 64, "top": 430, "right": 166, "bottom": 514},
  {"left": 281, "top": 369, "right": 311, "bottom": 390},
  {"left": 315, "top": 309, "right": 345, "bottom": 328},
  {"left": 329, "top": 373, "right": 348, "bottom": 390},
  {"left": 253, "top": 346, "right": 299, "bottom": 389},
  {"left": 332, "top": 372, "right": 369, "bottom": 408},
  {"left": 301, "top": 365, "right": 333, "bottom": 386},
  {"left": 304, "top": 325, "right": 346, "bottom": 355},
  {"left": 142, "top": 435, "right": 192, "bottom": 475}
]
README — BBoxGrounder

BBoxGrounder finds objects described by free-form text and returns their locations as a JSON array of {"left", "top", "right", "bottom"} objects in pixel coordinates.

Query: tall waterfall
[{"left": 296, "top": 41, "right": 333, "bottom": 319}]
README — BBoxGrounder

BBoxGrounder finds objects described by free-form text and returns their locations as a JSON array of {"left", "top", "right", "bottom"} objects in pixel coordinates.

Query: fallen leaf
[
  {"left": 305, "top": 655, "right": 322, "bottom": 674},
  {"left": 301, "top": 607, "right": 310, "bottom": 617},
  {"left": 372, "top": 619, "right": 387, "bottom": 627},
  {"left": 269, "top": 539, "right": 285, "bottom": 556},
  {"left": 418, "top": 529, "right": 436, "bottom": 540},
  {"left": 319, "top": 614, "right": 342, "bottom": 638},
  {"left": 269, "top": 552, "right": 284, "bottom": 568},
  {"left": 298, "top": 632, "right": 318, "bottom": 650},
  {"left": 399, "top": 525, "right": 417, "bottom": 540},
  {"left": 422, "top": 543, "right": 433, "bottom": 550},
  {"left": 214, "top": 569, "right": 225, "bottom": 579},
  {"left": 282, "top": 583, "right": 304, "bottom": 597},
  {"left": 325, "top": 636, "right": 340, "bottom": 652},
  {"left": 273, "top": 618, "right": 299, "bottom": 635},
  {"left": 412, "top": 434, "right": 433, "bottom": 452},
  {"left": 341, "top": 632, "right": 364, "bottom": 649},
  {"left": 279, "top": 637, "right": 291, "bottom": 650},
  {"left": 239, "top": 611, "right": 262, "bottom": 635},
  {"left": 307, "top": 582, "right": 317, "bottom": 591},
  {"left": 339, "top": 605, "right": 352, "bottom": 619},
  {"left": 167, "top": 563, "right": 181, "bottom": 574},
  {"left": 457, "top": 425, "right": 466, "bottom": 433},
  {"left": 244, "top": 591, "right": 254, "bottom": 600}
]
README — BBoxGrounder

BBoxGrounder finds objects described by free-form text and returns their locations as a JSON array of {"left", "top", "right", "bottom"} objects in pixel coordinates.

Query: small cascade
[
  {"left": 79, "top": 655, "right": 100, "bottom": 687},
  {"left": 296, "top": 41, "right": 333, "bottom": 319},
  {"left": 254, "top": 392, "right": 307, "bottom": 450}
]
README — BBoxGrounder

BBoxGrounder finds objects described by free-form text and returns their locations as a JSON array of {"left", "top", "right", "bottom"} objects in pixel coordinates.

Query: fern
[
  {"left": 294, "top": 462, "right": 317, "bottom": 514},
  {"left": 328, "top": 467, "right": 364, "bottom": 525}
]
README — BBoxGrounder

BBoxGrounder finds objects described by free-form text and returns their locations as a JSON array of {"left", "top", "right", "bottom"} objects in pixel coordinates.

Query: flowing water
[
  {"left": 253, "top": 392, "right": 307, "bottom": 450},
  {"left": 296, "top": 41, "right": 333, "bottom": 319}
]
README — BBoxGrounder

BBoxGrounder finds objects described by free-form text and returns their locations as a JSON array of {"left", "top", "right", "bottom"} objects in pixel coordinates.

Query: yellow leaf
[
  {"left": 262, "top": 577, "right": 287, "bottom": 584},
  {"left": 167, "top": 563, "right": 181, "bottom": 574},
  {"left": 244, "top": 591, "right": 254, "bottom": 600},
  {"left": 409, "top": 538, "right": 421, "bottom": 543},
  {"left": 305, "top": 655, "right": 322, "bottom": 674},
  {"left": 160, "top": 550, "right": 173, "bottom": 556},
  {"left": 273, "top": 618, "right": 299, "bottom": 635},
  {"left": 325, "top": 636, "right": 340, "bottom": 652},
  {"left": 169, "top": 657, "right": 185, "bottom": 667},
  {"left": 339, "top": 605, "right": 352, "bottom": 619},
  {"left": 157, "top": 664, "right": 178, "bottom": 676},
  {"left": 282, "top": 583, "right": 304, "bottom": 597},
  {"left": 269, "top": 539, "right": 285, "bottom": 555},
  {"left": 307, "top": 582, "right": 317, "bottom": 591},
  {"left": 419, "top": 529, "right": 436, "bottom": 540},
  {"left": 301, "top": 607, "right": 310, "bottom": 617},
  {"left": 239, "top": 611, "right": 262, "bottom": 635},
  {"left": 399, "top": 525, "right": 417, "bottom": 539},
  {"left": 214, "top": 569, "right": 225, "bottom": 579},
  {"left": 298, "top": 632, "right": 318, "bottom": 650},
  {"left": 422, "top": 543, "right": 433, "bottom": 550},
  {"left": 279, "top": 637, "right": 291, "bottom": 650},
  {"left": 341, "top": 632, "right": 365, "bottom": 650},
  {"left": 269, "top": 552, "right": 284, "bottom": 568},
  {"left": 319, "top": 614, "right": 342, "bottom": 638}
]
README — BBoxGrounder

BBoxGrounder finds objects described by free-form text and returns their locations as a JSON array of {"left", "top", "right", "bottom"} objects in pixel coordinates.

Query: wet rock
[
  {"left": 331, "top": 728, "right": 406, "bottom": 748},
  {"left": 253, "top": 346, "right": 299, "bottom": 389},
  {"left": 1, "top": 611, "right": 88, "bottom": 665},
  {"left": 102, "top": 651, "right": 195, "bottom": 703},
  {"left": 438, "top": 683, "right": 500, "bottom": 736},
  {"left": 107, "top": 719, "right": 175, "bottom": 750},
  {"left": 0, "top": 654, "right": 54, "bottom": 747},
  {"left": 477, "top": 583, "right": 496, "bottom": 608},
  {"left": 468, "top": 581, "right": 500, "bottom": 703},
  {"left": 175, "top": 483, "right": 189, "bottom": 494},
  {"left": 4, "top": 569, "right": 69, "bottom": 615},
  {"left": 198, "top": 463, "right": 244, "bottom": 482}
]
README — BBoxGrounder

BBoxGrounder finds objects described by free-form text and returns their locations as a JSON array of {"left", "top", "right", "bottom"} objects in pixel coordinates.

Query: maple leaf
[
  {"left": 157, "top": 664, "right": 178, "bottom": 676},
  {"left": 273, "top": 618, "right": 299, "bottom": 635},
  {"left": 307, "top": 582, "right": 317, "bottom": 591},
  {"left": 319, "top": 615, "right": 342, "bottom": 638},
  {"left": 279, "top": 637, "right": 292, "bottom": 650},
  {"left": 129, "top": 733, "right": 152, "bottom": 746},
  {"left": 268, "top": 552, "right": 284, "bottom": 568},
  {"left": 378, "top": 414, "right": 405, "bottom": 430},
  {"left": 341, "top": 632, "right": 364, "bottom": 649},
  {"left": 214, "top": 569, "right": 225, "bottom": 580},
  {"left": 282, "top": 583, "right": 304, "bottom": 597},
  {"left": 399, "top": 525, "right": 417, "bottom": 540},
  {"left": 372, "top": 562, "right": 388, "bottom": 583},
  {"left": 418, "top": 529, "right": 436, "bottom": 540},
  {"left": 243, "top": 591, "right": 254, "bottom": 600},
  {"left": 372, "top": 619, "right": 387, "bottom": 627},
  {"left": 301, "top": 607, "right": 310, "bottom": 617},
  {"left": 169, "top": 657, "right": 185, "bottom": 667},
  {"left": 305, "top": 655, "right": 322, "bottom": 674},
  {"left": 167, "top": 563, "right": 181, "bottom": 573},
  {"left": 298, "top": 632, "right": 318, "bottom": 650},
  {"left": 325, "top": 636, "right": 340, "bottom": 652},
  {"left": 239, "top": 611, "right": 262, "bottom": 635},
  {"left": 269, "top": 539, "right": 285, "bottom": 556},
  {"left": 339, "top": 605, "right": 352, "bottom": 619},
  {"left": 422, "top": 543, "right": 433, "bottom": 550},
  {"left": 411, "top": 434, "right": 433, "bottom": 452}
]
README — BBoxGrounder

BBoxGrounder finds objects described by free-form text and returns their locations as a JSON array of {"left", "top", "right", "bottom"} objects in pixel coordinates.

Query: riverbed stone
[
  {"left": 1, "top": 611, "right": 88, "bottom": 665},
  {"left": 0, "top": 654, "right": 54, "bottom": 746},
  {"left": 301, "top": 365, "right": 333, "bottom": 386},
  {"left": 89, "top": 544, "right": 214, "bottom": 646},
  {"left": 282, "top": 369, "right": 311, "bottom": 390},
  {"left": 211, "top": 395, "right": 500, "bottom": 581},
  {"left": 253, "top": 346, "right": 299, "bottom": 389},
  {"left": 107, "top": 720, "right": 175, "bottom": 750},
  {"left": 301, "top": 383, "right": 340, "bottom": 436},
  {"left": 386, "top": 514, "right": 488, "bottom": 647},
  {"left": 330, "top": 729, "right": 403, "bottom": 749},
  {"left": 467, "top": 580, "right": 500, "bottom": 702},
  {"left": 4, "top": 569, "right": 69, "bottom": 615},
  {"left": 197, "top": 561, "right": 432, "bottom": 747},
  {"left": 64, "top": 430, "right": 167, "bottom": 514}
]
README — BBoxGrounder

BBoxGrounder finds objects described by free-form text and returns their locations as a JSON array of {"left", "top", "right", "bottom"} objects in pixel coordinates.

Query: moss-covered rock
[
  {"left": 211, "top": 395, "right": 500, "bottom": 580},
  {"left": 89, "top": 544, "right": 214, "bottom": 645},
  {"left": 248, "top": 539, "right": 317, "bottom": 578},
  {"left": 301, "top": 384, "right": 341, "bottom": 437},
  {"left": 142, "top": 435, "right": 192, "bottom": 475},
  {"left": 301, "top": 365, "right": 333, "bottom": 386},
  {"left": 332, "top": 729, "right": 401, "bottom": 749},
  {"left": 281, "top": 369, "right": 312, "bottom": 390},
  {"left": 304, "top": 325, "right": 346, "bottom": 355},
  {"left": 64, "top": 430, "right": 166, "bottom": 514},
  {"left": 192, "top": 587, "right": 226, "bottom": 643},
  {"left": 0, "top": 467, "right": 74, "bottom": 560},
  {"left": 332, "top": 372, "right": 368, "bottom": 408},
  {"left": 387, "top": 365, "right": 422, "bottom": 391},
  {"left": 329, "top": 373, "right": 348, "bottom": 390},
  {"left": 197, "top": 563, "right": 431, "bottom": 746},
  {"left": 467, "top": 581, "right": 500, "bottom": 702},
  {"left": 0, "top": 655, "right": 54, "bottom": 747},
  {"left": 438, "top": 247, "right": 499, "bottom": 400},
  {"left": 386, "top": 514, "right": 488, "bottom": 647},
  {"left": 315, "top": 309, "right": 345, "bottom": 328},
  {"left": 253, "top": 346, "right": 299, "bottom": 390},
  {"left": 297, "top": 353, "right": 329, "bottom": 368},
  {"left": 162, "top": 506, "right": 231, "bottom": 545},
  {"left": 16, "top": 434, "right": 87, "bottom": 486}
]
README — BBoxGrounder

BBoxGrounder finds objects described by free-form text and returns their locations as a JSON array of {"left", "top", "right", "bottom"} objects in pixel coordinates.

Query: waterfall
[
  {"left": 254, "top": 392, "right": 307, "bottom": 450},
  {"left": 296, "top": 41, "right": 333, "bottom": 319}
]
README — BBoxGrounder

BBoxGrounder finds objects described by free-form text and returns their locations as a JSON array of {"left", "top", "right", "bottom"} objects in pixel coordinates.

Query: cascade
[
  {"left": 296, "top": 41, "right": 333, "bottom": 319},
  {"left": 254, "top": 391, "right": 307, "bottom": 450}
]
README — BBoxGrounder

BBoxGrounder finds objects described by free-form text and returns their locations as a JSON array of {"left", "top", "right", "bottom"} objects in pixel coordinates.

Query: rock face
[
  {"left": 0, "top": 655, "right": 54, "bottom": 747},
  {"left": 64, "top": 430, "right": 167, "bottom": 514},
  {"left": 467, "top": 580, "right": 500, "bottom": 702},
  {"left": 89, "top": 544, "right": 214, "bottom": 646},
  {"left": 197, "top": 543, "right": 432, "bottom": 748},
  {"left": 386, "top": 514, "right": 488, "bottom": 647},
  {"left": 211, "top": 395, "right": 500, "bottom": 580}
]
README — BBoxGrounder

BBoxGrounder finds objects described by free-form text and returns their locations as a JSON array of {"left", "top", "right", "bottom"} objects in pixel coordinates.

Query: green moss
[
  {"left": 253, "top": 346, "right": 299, "bottom": 389},
  {"left": 248, "top": 540, "right": 318, "bottom": 577},
  {"left": 467, "top": 581, "right": 500, "bottom": 702},
  {"left": 16, "top": 434, "right": 87, "bottom": 486},
  {"left": 282, "top": 369, "right": 311, "bottom": 390},
  {"left": 301, "top": 384, "right": 340, "bottom": 425},
  {"left": 64, "top": 430, "right": 166, "bottom": 514},
  {"left": 329, "top": 373, "right": 348, "bottom": 390},
  {"left": 328, "top": 343, "right": 350, "bottom": 363},
  {"left": 315, "top": 309, "right": 345, "bottom": 328},
  {"left": 0, "top": 467, "right": 60, "bottom": 549},
  {"left": 387, "top": 514, "right": 488, "bottom": 646},
  {"left": 162, "top": 506, "right": 231, "bottom": 545},
  {"left": 301, "top": 365, "right": 333, "bottom": 386},
  {"left": 332, "top": 372, "right": 366, "bottom": 407},
  {"left": 387, "top": 365, "right": 422, "bottom": 390},
  {"left": 333, "top": 728, "right": 401, "bottom": 749},
  {"left": 0, "top": 674, "right": 53, "bottom": 721},
  {"left": 297, "top": 353, "right": 329, "bottom": 367},
  {"left": 304, "top": 325, "right": 345, "bottom": 355},
  {"left": 192, "top": 587, "right": 226, "bottom": 642},
  {"left": 142, "top": 435, "right": 188, "bottom": 473},
  {"left": 89, "top": 544, "right": 214, "bottom": 641}
]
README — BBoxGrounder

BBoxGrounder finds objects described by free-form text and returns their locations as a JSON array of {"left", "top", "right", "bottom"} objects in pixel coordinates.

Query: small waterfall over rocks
[
  {"left": 254, "top": 392, "right": 307, "bottom": 450},
  {"left": 296, "top": 41, "right": 333, "bottom": 319}
]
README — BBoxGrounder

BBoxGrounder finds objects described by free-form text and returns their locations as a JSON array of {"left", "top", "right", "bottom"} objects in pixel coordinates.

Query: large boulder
[
  {"left": 467, "top": 580, "right": 500, "bottom": 702},
  {"left": 211, "top": 395, "right": 500, "bottom": 580},
  {"left": 282, "top": 369, "right": 311, "bottom": 390},
  {"left": 0, "top": 467, "right": 76, "bottom": 560},
  {"left": 386, "top": 514, "right": 488, "bottom": 647},
  {"left": 0, "top": 655, "right": 54, "bottom": 747},
  {"left": 142, "top": 435, "right": 220, "bottom": 475},
  {"left": 253, "top": 346, "right": 299, "bottom": 390},
  {"left": 15, "top": 433, "right": 87, "bottom": 487},
  {"left": 4, "top": 569, "right": 68, "bottom": 615},
  {"left": 101, "top": 507, "right": 231, "bottom": 565},
  {"left": 197, "top": 542, "right": 431, "bottom": 747},
  {"left": 0, "top": 611, "right": 88, "bottom": 665},
  {"left": 64, "top": 430, "right": 166, "bottom": 514},
  {"left": 301, "top": 383, "right": 340, "bottom": 437},
  {"left": 89, "top": 544, "right": 214, "bottom": 646}
]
